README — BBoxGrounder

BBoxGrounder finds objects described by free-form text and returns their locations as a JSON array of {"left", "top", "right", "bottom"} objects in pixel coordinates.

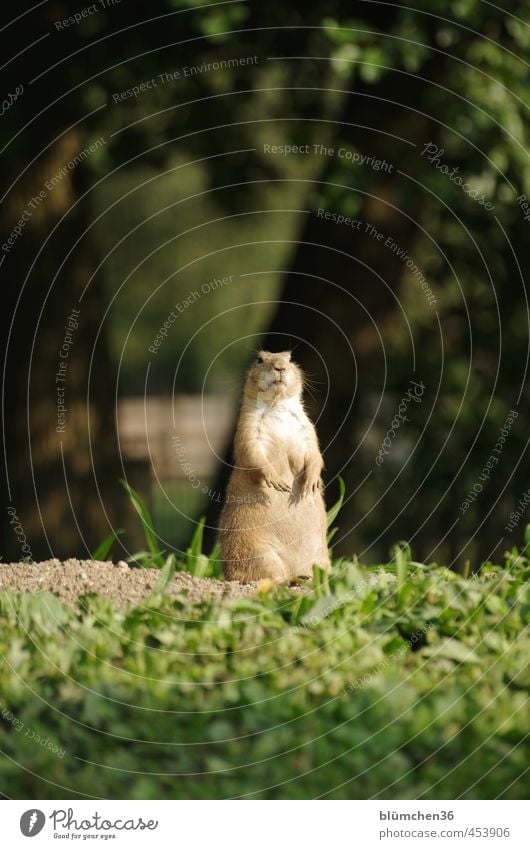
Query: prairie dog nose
[{"left": 274, "top": 365, "right": 286, "bottom": 373}]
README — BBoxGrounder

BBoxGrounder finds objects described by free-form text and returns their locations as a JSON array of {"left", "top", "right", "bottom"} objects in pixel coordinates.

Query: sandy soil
[{"left": 0, "top": 559, "right": 264, "bottom": 607}]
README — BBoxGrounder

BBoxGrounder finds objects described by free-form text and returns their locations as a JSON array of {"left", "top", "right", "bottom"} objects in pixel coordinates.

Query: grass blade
[
  {"left": 120, "top": 479, "right": 163, "bottom": 561},
  {"left": 153, "top": 554, "right": 177, "bottom": 595},
  {"left": 392, "top": 541, "right": 411, "bottom": 590},
  {"left": 186, "top": 517, "right": 211, "bottom": 577},
  {"left": 91, "top": 529, "right": 124, "bottom": 561},
  {"left": 326, "top": 476, "right": 345, "bottom": 529}
]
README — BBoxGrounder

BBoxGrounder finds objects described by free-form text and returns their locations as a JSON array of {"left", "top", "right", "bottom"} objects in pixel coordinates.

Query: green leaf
[
  {"left": 152, "top": 554, "right": 177, "bottom": 596},
  {"left": 327, "top": 476, "right": 345, "bottom": 529},
  {"left": 392, "top": 541, "right": 411, "bottom": 590},
  {"left": 186, "top": 517, "right": 209, "bottom": 577},
  {"left": 327, "top": 526, "right": 339, "bottom": 545},
  {"left": 120, "top": 479, "right": 164, "bottom": 566},
  {"left": 91, "top": 529, "right": 124, "bottom": 561},
  {"left": 424, "top": 639, "right": 480, "bottom": 664},
  {"left": 300, "top": 594, "right": 343, "bottom": 626}
]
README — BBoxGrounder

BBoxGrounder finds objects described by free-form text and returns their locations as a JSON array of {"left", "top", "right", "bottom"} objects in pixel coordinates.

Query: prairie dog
[{"left": 220, "top": 350, "right": 331, "bottom": 583}]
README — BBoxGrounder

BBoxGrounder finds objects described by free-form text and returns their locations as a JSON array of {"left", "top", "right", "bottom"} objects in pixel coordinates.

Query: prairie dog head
[{"left": 244, "top": 350, "right": 303, "bottom": 403}]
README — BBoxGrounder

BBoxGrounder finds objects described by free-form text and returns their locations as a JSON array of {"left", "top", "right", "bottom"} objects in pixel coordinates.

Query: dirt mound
[{"left": 0, "top": 559, "right": 262, "bottom": 607}]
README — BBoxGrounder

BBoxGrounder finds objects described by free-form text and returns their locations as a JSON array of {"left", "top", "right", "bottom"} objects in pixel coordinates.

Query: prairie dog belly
[{"left": 258, "top": 401, "right": 313, "bottom": 477}]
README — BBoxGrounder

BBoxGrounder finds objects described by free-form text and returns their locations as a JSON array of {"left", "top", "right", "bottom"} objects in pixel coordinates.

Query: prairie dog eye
[{"left": 256, "top": 355, "right": 264, "bottom": 364}]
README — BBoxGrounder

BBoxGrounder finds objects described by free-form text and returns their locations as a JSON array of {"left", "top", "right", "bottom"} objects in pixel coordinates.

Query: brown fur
[{"left": 220, "top": 351, "right": 331, "bottom": 583}]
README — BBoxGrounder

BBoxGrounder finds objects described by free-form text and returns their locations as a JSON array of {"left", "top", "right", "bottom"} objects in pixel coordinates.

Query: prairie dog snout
[{"left": 244, "top": 350, "right": 303, "bottom": 402}]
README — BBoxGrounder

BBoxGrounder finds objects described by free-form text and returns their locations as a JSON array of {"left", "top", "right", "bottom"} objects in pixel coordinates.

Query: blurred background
[{"left": 1, "top": 0, "right": 528, "bottom": 567}]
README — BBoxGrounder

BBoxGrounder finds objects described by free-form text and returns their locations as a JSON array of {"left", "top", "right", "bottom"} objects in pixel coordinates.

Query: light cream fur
[{"left": 220, "top": 351, "right": 331, "bottom": 583}]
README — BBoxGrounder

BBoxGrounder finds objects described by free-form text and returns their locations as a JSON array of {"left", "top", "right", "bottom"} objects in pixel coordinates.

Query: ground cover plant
[{"left": 0, "top": 514, "right": 528, "bottom": 799}]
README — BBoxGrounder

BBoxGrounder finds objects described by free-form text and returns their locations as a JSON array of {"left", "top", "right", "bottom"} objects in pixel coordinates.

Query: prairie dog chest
[{"left": 257, "top": 400, "right": 313, "bottom": 457}]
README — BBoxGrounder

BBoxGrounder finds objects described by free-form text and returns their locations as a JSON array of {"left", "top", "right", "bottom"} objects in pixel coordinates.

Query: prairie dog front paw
[{"left": 300, "top": 467, "right": 322, "bottom": 497}]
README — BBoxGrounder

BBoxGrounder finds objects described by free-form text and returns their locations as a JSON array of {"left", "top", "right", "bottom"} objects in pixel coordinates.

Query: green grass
[
  {"left": 118, "top": 476, "right": 345, "bottom": 578},
  {"left": 151, "top": 479, "right": 208, "bottom": 553},
  {"left": 0, "top": 534, "right": 529, "bottom": 799}
]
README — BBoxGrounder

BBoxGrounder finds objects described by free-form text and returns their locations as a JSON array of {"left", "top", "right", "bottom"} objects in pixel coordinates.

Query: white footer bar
[{"left": 3, "top": 799, "right": 526, "bottom": 848}]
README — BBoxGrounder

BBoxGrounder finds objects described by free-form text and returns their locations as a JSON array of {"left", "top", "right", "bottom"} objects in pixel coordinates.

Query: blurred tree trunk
[
  {"left": 264, "top": 80, "right": 435, "bottom": 558},
  {"left": 261, "top": 65, "right": 443, "bottom": 558},
  {"left": 0, "top": 134, "right": 123, "bottom": 561},
  {"left": 205, "top": 53, "right": 444, "bottom": 557},
  {"left": 0, "top": 0, "right": 124, "bottom": 560}
]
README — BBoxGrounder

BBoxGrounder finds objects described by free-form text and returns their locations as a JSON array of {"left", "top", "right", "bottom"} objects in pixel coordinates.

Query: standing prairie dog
[{"left": 220, "top": 350, "right": 331, "bottom": 583}]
